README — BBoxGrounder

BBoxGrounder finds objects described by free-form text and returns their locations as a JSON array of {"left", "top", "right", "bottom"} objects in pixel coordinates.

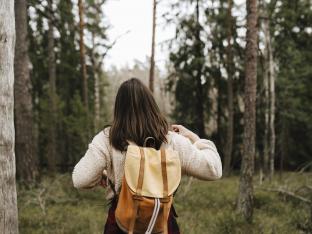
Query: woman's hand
[
  {"left": 98, "top": 170, "right": 108, "bottom": 188},
  {"left": 172, "top": 124, "right": 200, "bottom": 143}
]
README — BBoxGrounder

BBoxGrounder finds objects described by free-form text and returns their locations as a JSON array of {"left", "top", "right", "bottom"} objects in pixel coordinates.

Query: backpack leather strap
[
  {"left": 129, "top": 147, "right": 146, "bottom": 234},
  {"left": 161, "top": 149, "right": 168, "bottom": 197},
  {"left": 161, "top": 149, "right": 169, "bottom": 234},
  {"left": 137, "top": 148, "right": 145, "bottom": 195}
]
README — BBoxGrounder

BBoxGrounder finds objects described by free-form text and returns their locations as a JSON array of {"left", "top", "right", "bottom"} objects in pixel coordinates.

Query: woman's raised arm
[
  {"left": 72, "top": 130, "right": 110, "bottom": 189},
  {"left": 170, "top": 129, "right": 222, "bottom": 180}
]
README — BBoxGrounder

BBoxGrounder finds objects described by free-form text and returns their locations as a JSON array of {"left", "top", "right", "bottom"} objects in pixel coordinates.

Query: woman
[{"left": 72, "top": 78, "right": 222, "bottom": 233}]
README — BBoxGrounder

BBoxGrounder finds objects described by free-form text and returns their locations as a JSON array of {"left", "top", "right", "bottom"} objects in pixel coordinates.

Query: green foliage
[
  {"left": 272, "top": 0, "right": 312, "bottom": 168},
  {"left": 18, "top": 173, "right": 312, "bottom": 233},
  {"left": 28, "top": 0, "right": 109, "bottom": 172}
]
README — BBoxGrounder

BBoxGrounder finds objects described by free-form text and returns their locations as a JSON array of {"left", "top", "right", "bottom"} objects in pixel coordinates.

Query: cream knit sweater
[{"left": 72, "top": 128, "right": 222, "bottom": 199}]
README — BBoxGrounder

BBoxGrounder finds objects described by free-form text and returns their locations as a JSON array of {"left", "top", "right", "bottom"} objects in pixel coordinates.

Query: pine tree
[
  {"left": 14, "top": 0, "right": 39, "bottom": 181},
  {"left": 237, "top": 0, "right": 258, "bottom": 222},
  {"left": 0, "top": 0, "right": 19, "bottom": 232},
  {"left": 223, "top": 0, "right": 234, "bottom": 176},
  {"left": 149, "top": 0, "right": 157, "bottom": 93}
]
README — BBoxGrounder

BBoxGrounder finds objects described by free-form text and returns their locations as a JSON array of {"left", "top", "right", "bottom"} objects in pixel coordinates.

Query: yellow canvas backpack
[{"left": 115, "top": 138, "right": 181, "bottom": 234}]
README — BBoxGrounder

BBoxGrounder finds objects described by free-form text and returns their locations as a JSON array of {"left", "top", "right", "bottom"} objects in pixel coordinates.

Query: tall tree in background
[
  {"left": 78, "top": 0, "right": 89, "bottom": 112},
  {"left": 86, "top": 0, "right": 109, "bottom": 131},
  {"left": 168, "top": 0, "right": 208, "bottom": 137},
  {"left": 223, "top": 0, "right": 234, "bottom": 176},
  {"left": 263, "top": 1, "right": 275, "bottom": 180},
  {"left": 47, "top": 0, "right": 57, "bottom": 171},
  {"left": 194, "top": 0, "right": 206, "bottom": 137},
  {"left": 0, "top": 0, "right": 19, "bottom": 232},
  {"left": 14, "top": 0, "right": 38, "bottom": 181},
  {"left": 237, "top": 0, "right": 258, "bottom": 222},
  {"left": 149, "top": 0, "right": 157, "bottom": 93}
]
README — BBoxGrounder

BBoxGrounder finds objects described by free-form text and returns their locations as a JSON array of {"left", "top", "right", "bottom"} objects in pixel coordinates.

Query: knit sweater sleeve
[
  {"left": 169, "top": 132, "right": 222, "bottom": 180},
  {"left": 72, "top": 129, "right": 110, "bottom": 189}
]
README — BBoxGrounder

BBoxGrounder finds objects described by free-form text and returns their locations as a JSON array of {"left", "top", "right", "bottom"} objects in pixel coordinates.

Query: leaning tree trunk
[
  {"left": 237, "top": 0, "right": 258, "bottom": 223},
  {"left": 0, "top": 0, "right": 19, "bottom": 233},
  {"left": 149, "top": 0, "right": 157, "bottom": 93},
  {"left": 223, "top": 0, "right": 234, "bottom": 177},
  {"left": 14, "top": 0, "right": 38, "bottom": 182},
  {"left": 78, "top": 0, "right": 89, "bottom": 111},
  {"left": 47, "top": 0, "right": 57, "bottom": 172}
]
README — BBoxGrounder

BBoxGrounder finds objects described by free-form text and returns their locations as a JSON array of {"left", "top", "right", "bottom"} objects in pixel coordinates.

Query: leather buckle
[
  {"left": 160, "top": 197, "right": 170, "bottom": 203},
  {"left": 132, "top": 195, "right": 143, "bottom": 201}
]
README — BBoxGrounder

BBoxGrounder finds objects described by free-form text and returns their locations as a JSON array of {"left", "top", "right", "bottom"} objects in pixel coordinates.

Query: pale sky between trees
[{"left": 104, "top": 0, "right": 246, "bottom": 71}]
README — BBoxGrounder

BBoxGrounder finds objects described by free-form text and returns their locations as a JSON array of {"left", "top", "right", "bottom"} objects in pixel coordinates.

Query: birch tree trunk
[
  {"left": 237, "top": 0, "right": 258, "bottom": 222},
  {"left": 14, "top": 0, "right": 38, "bottom": 182},
  {"left": 0, "top": 0, "right": 19, "bottom": 232},
  {"left": 78, "top": 0, "right": 89, "bottom": 111},
  {"left": 91, "top": 32, "right": 100, "bottom": 131},
  {"left": 268, "top": 30, "right": 276, "bottom": 181},
  {"left": 149, "top": 0, "right": 157, "bottom": 93},
  {"left": 47, "top": 0, "right": 57, "bottom": 172},
  {"left": 223, "top": 0, "right": 234, "bottom": 176}
]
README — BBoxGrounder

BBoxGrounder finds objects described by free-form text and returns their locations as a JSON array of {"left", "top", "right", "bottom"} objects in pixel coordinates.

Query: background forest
[{"left": 0, "top": 0, "right": 311, "bottom": 233}]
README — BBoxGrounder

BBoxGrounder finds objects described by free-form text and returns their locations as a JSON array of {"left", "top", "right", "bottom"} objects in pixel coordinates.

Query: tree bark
[
  {"left": 194, "top": 0, "right": 206, "bottom": 137},
  {"left": 47, "top": 0, "right": 57, "bottom": 172},
  {"left": 268, "top": 29, "right": 275, "bottom": 181},
  {"left": 14, "top": 0, "right": 38, "bottom": 182},
  {"left": 0, "top": 0, "right": 19, "bottom": 232},
  {"left": 149, "top": 0, "right": 157, "bottom": 93},
  {"left": 78, "top": 0, "right": 89, "bottom": 111},
  {"left": 223, "top": 0, "right": 234, "bottom": 177},
  {"left": 91, "top": 32, "right": 100, "bottom": 131},
  {"left": 262, "top": 12, "right": 271, "bottom": 180},
  {"left": 237, "top": 0, "right": 258, "bottom": 223}
]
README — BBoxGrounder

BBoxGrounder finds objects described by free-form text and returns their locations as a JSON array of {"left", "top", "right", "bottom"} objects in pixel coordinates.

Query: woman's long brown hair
[{"left": 109, "top": 78, "right": 168, "bottom": 151}]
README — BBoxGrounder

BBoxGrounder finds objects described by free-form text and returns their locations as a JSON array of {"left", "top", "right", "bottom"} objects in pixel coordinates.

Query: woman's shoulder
[
  {"left": 166, "top": 130, "right": 191, "bottom": 147},
  {"left": 90, "top": 127, "right": 111, "bottom": 149}
]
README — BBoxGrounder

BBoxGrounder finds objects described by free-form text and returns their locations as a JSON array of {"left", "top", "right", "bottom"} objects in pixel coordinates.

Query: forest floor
[{"left": 18, "top": 172, "right": 312, "bottom": 234}]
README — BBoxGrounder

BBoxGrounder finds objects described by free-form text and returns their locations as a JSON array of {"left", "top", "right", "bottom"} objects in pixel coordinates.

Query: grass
[{"left": 17, "top": 172, "right": 312, "bottom": 234}]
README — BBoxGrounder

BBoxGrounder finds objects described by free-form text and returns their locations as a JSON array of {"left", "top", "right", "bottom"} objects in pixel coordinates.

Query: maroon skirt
[{"left": 103, "top": 197, "right": 180, "bottom": 234}]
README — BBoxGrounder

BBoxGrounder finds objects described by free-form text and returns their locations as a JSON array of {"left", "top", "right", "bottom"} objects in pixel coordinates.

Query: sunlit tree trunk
[
  {"left": 149, "top": 0, "right": 157, "bottom": 93},
  {"left": 78, "top": 0, "right": 89, "bottom": 111},
  {"left": 0, "top": 0, "right": 19, "bottom": 232},
  {"left": 237, "top": 0, "right": 258, "bottom": 222},
  {"left": 14, "top": 0, "right": 38, "bottom": 181},
  {"left": 223, "top": 0, "right": 234, "bottom": 177},
  {"left": 47, "top": 0, "right": 57, "bottom": 172}
]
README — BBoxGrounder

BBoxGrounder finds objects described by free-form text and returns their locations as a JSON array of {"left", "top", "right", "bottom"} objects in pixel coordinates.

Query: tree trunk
[
  {"left": 262, "top": 13, "right": 271, "bottom": 181},
  {"left": 149, "top": 0, "right": 157, "bottom": 93},
  {"left": 223, "top": 0, "right": 234, "bottom": 177},
  {"left": 47, "top": 0, "right": 57, "bottom": 172},
  {"left": 14, "top": 0, "right": 38, "bottom": 182},
  {"left": 194, "top": 0, "right": 206, "bottom": 137},
  {"left": 91, "top": 32, "right": 100, "bottom": 131},
  {"left": 78, "top": 0, "right": 89, "bottom": 111},
  {"left": 237, "top": 0, "right": 258, "bottom": 223},
  {"left": 268, "top": 28, "right": 275, "bottom": 181},
  {"left": 0, "top": 0, "right": 19, "bottom": 232}
]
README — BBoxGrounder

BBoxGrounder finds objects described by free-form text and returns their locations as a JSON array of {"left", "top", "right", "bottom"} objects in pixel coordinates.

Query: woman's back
[{"left": 72, "top": 127, "right": 222, "bottom": 200}]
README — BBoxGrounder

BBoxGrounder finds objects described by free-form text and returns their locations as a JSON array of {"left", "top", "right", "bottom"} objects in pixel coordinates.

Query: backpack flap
[{"left": 124, "top": 145, "right": 181, "bottom": 198}]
